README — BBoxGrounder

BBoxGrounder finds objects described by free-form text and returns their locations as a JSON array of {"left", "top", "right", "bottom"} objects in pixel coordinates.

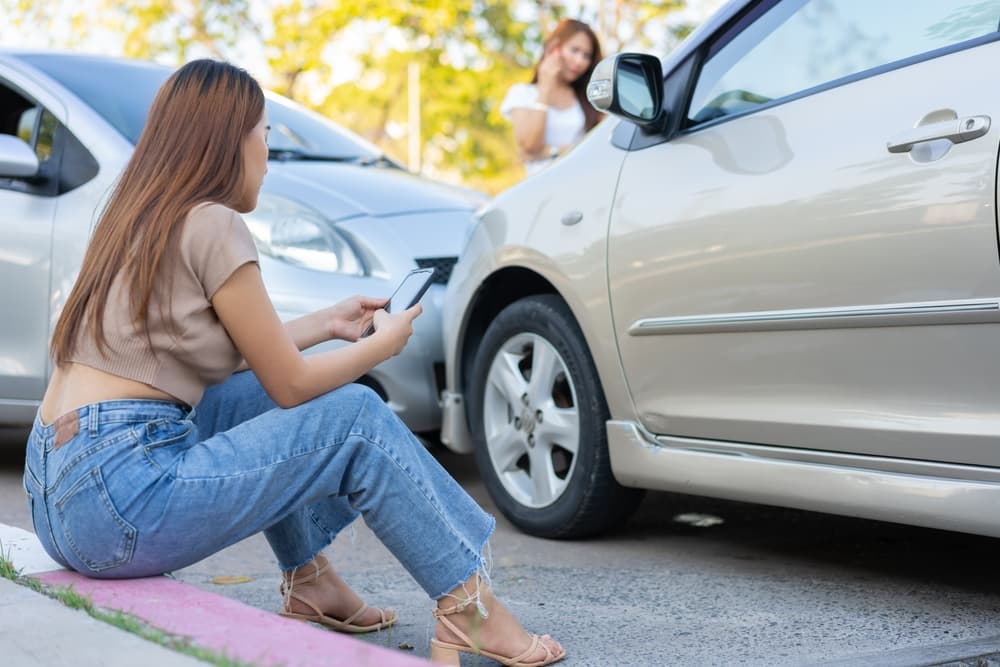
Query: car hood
[
  {"left": 263, "top": 160, "right": 484, "bottom": 221},
  {"left": 338, "top": 208, "right": 475, "bottom": 264}
]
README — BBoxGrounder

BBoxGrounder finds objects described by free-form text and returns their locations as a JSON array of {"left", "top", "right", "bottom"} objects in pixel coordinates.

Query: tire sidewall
[{"left": 469, "top": 295, "right": 609, "bottom": 536}]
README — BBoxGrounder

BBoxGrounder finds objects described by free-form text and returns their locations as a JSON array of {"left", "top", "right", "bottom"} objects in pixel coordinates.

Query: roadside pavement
[
  {"left": 0, "top": 522, "right": 438, "bottom": 667},
  {"left": 0, "top": 577, "right": 204, "bottom": 667},
  {"left": 5, "top": 443, "right": 1000, "bottom": 667},
  {"left": 6, "top": 512, "right": 1000, "bottom": 667}
]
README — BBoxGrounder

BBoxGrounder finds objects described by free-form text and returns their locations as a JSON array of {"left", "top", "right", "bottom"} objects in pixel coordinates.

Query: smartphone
[{"left": 361, "top": 268, "right": 436, "bottom": 337}]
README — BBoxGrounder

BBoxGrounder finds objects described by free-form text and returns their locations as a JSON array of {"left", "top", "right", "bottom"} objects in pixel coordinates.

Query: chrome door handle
[{"left": 887, "top": 115, "right": 990, "bottom": 153}]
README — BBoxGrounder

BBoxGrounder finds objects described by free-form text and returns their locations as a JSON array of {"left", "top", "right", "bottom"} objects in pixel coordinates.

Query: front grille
[{"left": 415, "top": 256, "right": 458, "bottom": 284}]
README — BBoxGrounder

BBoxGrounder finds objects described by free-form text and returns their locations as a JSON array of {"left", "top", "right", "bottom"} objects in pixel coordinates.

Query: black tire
[{"left": 468, "top": 295, "right": 644, "bottom": 538}]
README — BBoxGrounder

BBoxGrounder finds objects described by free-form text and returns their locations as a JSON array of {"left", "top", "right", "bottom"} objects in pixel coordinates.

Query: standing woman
[
  {"left": 24, "top": 59, "right": 564, "bottom": 667},
  {"left": 501, "top": 18, "right": 603, "bottom": 176}
]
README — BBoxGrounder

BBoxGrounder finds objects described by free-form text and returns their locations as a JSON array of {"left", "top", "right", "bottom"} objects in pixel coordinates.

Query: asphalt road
[{"left": 2, "top": 426, "right": 1000, "bottom": 667}]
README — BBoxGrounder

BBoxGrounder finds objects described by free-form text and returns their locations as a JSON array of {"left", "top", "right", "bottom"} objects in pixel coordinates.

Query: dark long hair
[
  {"left": 50, "top": 59, "right": 264, "bottom": 364},
  {"left": 532, "top": 18, "right": 604, "bottom": 131}
]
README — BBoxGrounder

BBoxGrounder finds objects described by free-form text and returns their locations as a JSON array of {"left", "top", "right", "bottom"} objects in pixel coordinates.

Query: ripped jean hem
[{"left": 431, "top": 515, "right": 496, "bottom": 601}]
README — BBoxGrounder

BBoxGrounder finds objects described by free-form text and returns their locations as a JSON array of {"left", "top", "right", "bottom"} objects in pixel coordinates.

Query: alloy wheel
[{"left": 482, "top": 332, "right": 580, "bottom": 508}]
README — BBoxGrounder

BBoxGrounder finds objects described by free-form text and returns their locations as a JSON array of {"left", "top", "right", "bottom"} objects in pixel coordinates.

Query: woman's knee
[
  {"left": 313, "top": 381, "right": 378, "bottom": 413},
  {"left": 330, "top": 382, "right": 416, "bottom": 445},
  {"left": 327, "top": 382, "right": 394, "bottom": 416}
]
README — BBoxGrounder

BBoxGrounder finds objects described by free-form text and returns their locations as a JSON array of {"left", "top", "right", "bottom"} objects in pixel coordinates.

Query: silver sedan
[
  {"left": 441, "top": 0, "right": 1000, "bottom": 539},
  {"left": 0, "top": 51, "right": 482, "bottom": 437}
]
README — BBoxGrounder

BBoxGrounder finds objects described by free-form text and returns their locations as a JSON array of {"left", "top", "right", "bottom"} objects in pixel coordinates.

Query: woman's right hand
[
  {"left": 536, "top": 46, "right": 563, "bottom": 99},
  {"left": 370, "top": 304, "right": 422, "bottom": 357}
]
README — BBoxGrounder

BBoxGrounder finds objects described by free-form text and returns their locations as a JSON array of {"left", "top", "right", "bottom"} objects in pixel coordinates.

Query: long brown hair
[
  {"left": 532, "top": 18, "right": 604, "bottom": 131},
  {"left": 50, "top": 59, "right": 264, "bottom": 364}
]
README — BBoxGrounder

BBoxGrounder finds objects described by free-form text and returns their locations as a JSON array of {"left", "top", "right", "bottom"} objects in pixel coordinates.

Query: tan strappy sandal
[
  {"left": 278, "top": 558, "right": 397, "bottom": 634},
  {"left": 429, "top": 601, "right": 565, "bottom": 667}
]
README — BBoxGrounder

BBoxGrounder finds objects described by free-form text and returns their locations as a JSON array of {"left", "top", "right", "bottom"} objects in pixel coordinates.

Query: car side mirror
[
  {"left": 0, "top": 134, "right": 40, "bottom": 178},
  {"left": 586, "top": 53, "right": 667, "bottom": 133}
]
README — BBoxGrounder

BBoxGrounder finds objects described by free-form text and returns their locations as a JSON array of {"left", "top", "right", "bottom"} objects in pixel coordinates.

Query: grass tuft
[{"left": 0, "top": 541, "right": 20, "bottom": 581}]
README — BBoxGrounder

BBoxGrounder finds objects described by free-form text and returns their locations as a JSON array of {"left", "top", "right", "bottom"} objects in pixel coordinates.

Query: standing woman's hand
[
  {"left": 535, "top": 45, "right": 564, "bottom": 104},
  {"left": 324, "top": 295, "right": 388, "bottom": 342}
]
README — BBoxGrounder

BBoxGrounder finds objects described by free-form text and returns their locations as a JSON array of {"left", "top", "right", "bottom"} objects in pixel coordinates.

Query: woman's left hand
[{"left": 324, "top": 295, "right": 388, "bottom": 341}]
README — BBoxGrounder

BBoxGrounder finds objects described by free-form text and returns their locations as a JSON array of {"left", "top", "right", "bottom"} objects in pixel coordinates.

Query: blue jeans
[{"left": 23, "top": 372, "right": 494, "bottom": 598}]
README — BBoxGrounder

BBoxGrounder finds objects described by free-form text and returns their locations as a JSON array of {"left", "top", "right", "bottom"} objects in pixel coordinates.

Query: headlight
[{"left": 243, "top": 193, "right": 364, "bottom": 275}]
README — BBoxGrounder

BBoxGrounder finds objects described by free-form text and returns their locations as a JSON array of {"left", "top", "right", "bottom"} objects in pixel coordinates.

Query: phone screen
[
  {"left": 361, "top": 268, "right": 435, "bottom": 337},
  {"left": 384, "top": 268, "right": 435, "bottom": 313}
]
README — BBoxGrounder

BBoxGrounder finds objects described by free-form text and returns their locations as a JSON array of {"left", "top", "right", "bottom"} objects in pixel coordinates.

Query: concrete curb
[
  {"left": 0, "top": 577, "right": 203, "bottom": 667},
  {"left": 0, "top": 523, "right": 438, "bottom": 667}
]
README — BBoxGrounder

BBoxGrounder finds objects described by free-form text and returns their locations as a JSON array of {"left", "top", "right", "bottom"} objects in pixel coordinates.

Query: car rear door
[
  {"left": 608, "top": 0, "right": 1000, "bottom": 465},
  {"left": 0, "top": 67, "right": 65, "bottom": 419}
]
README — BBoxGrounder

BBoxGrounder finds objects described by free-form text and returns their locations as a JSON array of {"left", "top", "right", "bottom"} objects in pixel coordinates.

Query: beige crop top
[{"left": 68, "top": 203, "right": 259, "bottom": 406}]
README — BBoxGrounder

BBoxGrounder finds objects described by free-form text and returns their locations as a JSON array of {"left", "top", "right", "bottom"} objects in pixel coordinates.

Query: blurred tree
[
  {"left": 265, "top": 0, "right": 692, "bottom": 192},
  {"left": 590, "top": 0, "right": 688, "bottom": 52},
  {"left": 0, "top": 0, "right": 696, "bottom": 192},
  {"left": 106, "top": 0, "right": 253, "bottom": 61},
  {"left": 527, "top": 0, "right": 688, "bottom": 51},
  {"left": 0, "top": 0, "right": 253, "bottom": 61},
  {"left": 265, "top": 0, "right": 538, "bottom": 192}
]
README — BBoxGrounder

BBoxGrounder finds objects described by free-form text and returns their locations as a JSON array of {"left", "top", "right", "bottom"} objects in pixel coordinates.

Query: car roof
[
  {"left": 1, "top": 49, "right": 171, "bottom": 73},
  {"left": 0, "top": 50, "right": 389, "bottom": 162}
]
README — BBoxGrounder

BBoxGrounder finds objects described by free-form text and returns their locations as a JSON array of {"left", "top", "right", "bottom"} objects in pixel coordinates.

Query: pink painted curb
[{"left": 35, "top": 569, "right": 437, "bottom": 667}]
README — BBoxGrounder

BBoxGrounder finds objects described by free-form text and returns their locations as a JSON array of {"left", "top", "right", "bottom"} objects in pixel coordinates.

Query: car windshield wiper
[{"left": 267, "top": 148, "right": 388, "bottom": 165}]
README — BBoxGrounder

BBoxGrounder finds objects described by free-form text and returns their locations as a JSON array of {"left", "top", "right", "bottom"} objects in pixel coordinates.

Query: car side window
[
  {"left": 687, "top": 0, "right": 1000, "bottom": 126},
  {"left": 1, "top": 80, "right": 97, "bottom": 196},
  {"left": 1, "top": 84, "right": 56, "bottom": 166}
]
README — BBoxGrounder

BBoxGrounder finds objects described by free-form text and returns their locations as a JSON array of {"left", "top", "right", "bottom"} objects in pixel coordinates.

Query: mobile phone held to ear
[{"left": 361, "top": 268, "right": 436, "bottom": 337}]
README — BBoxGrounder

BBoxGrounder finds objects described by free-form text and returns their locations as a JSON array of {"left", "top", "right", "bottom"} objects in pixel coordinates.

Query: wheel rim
[{"left": 482, "top": 332, "right": 580, "bottom": 509}]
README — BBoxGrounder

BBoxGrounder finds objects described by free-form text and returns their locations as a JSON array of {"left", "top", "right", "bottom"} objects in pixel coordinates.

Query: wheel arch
[
  {"left": 461, "top": 280, "right": 646, "bottom": 537},
  {"left": 457, "top": 267, "right": 560, "bottom": 425},
  {"left": 456, "top": 263, "right": 632, "bottom": 432}
]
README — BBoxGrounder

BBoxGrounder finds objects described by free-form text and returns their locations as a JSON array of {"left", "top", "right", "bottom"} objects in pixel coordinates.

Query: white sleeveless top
[{"left": 500, "top": 83, "right": 586, "bottom": 175}]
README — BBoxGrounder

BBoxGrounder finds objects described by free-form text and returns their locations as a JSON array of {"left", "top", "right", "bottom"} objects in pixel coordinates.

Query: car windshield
[{"left": 19, "top": 53, "right": 383, "bottom": 162}]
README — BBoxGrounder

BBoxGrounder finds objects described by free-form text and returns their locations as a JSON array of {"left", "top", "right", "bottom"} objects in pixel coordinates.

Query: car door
[
  {"left": 0, "top": 72, "right": 65, "bottom": 418},
  {"left": 608, "top": 0, "right": 1000, "bottom": 466}
]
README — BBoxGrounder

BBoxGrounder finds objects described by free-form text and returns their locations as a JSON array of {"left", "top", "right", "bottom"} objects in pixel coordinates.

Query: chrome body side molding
[
  {"left": 628, "top": 299, "right": 1000, "bottom": 335},
  {"left": 606, "top": 420, "right": 1000, "bottom": 538}
]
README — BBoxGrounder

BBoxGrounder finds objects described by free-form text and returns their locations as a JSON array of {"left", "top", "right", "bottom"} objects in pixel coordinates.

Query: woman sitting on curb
[{"left": 22, "top": 59, "right": 564, "bottom": 667}]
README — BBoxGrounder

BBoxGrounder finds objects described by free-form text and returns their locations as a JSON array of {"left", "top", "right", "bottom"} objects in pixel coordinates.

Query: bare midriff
[{"left": 39, "top": 362, "right": 182, "bottom": 426}]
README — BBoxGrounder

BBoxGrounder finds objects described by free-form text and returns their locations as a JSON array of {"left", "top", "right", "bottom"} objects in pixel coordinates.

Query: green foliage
[
  {"left": 0, "top": 542, "right": 18, "bottom": 581},
  {"left": 98, "top": 0, "right": 254, "bottom": 61},
  {"left": 1, "top": 0, "right": 695, "bottom": 193},
  {"left": 264, "top": 0, "right": 539, "bottom": 192}
]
